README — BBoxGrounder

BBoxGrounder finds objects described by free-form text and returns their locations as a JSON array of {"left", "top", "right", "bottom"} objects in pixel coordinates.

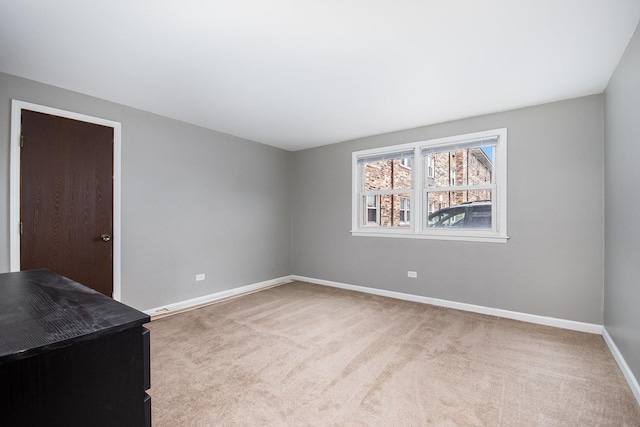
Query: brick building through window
[
  {"left": 364, "top": 158, "right": 412, "bottom": 227},
  {"left": 363, "top": 148, "right": 492, "bottom": 226},
  {"left": 427, "top": 147, "right": 493, "bottom": 215}
]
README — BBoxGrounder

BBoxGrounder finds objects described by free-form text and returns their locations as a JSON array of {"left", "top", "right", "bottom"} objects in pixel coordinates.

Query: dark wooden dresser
[{"left": 0, "top": 269, "right": 151, "bottom": 427}]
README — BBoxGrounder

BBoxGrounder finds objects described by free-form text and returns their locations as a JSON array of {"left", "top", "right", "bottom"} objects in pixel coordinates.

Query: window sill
[{"left": 351, "top": 230, "right": 509, "bottom": 243}]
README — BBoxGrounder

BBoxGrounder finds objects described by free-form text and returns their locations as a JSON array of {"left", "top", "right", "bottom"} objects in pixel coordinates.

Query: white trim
[
  {"left": 9, "top": 100, "right": 123, "bottom": 301},
  {"left": 351, "top": 230, "right": 509, "bottom": 243},
  {"left": 291, "top": 275, "right": 602, "bottom": 334},
  {"left": 602, "top": 327, "right": 640, "bottom": 406},
  {"left": 144, "top": 276, "right": 294, "bottom": 318}
]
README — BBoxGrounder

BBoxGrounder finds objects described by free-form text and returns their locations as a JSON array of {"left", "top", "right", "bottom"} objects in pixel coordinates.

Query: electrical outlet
[
  {"left": 407, "top": 271, "right": 417, "bottom": 278},
  {"left": 195, "top": 274, "right": 205, "bottom": 281}
]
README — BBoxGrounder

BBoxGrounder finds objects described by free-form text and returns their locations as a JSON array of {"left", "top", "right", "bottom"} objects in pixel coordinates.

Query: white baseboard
[
  {"left": 144, "top": 275, "right": 293, "bottom": 318},
  {"left": 291, "top": 275, "right": 603, "bottom": 335},
  {"left": 602, "top": 327, "right": 640, "bottom": 406},
  {"left": 146, "top": 274, "right": 603, "bottom": 334}
]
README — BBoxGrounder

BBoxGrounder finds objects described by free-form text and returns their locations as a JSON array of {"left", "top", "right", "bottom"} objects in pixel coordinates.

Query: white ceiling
[{"left": 1, "top": 1, "right": 639, "bottom": 151}]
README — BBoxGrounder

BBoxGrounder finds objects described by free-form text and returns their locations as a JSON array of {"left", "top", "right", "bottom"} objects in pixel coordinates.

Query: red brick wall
[{"left": 364, "top": 159, "right": 411, "bottom": 227}]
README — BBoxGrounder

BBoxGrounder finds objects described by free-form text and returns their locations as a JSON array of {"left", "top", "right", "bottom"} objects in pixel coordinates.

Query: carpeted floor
[{"left": 146, "top": 281, "right": 640, "bottom": 426}]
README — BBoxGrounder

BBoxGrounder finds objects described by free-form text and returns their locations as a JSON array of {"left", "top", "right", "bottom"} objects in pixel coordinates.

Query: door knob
[{"left": 100, "top": 234, "right": 111, "bottom": 242}]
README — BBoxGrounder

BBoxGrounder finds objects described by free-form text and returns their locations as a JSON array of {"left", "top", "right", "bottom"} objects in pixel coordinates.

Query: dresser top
[{"left": 0, "top": 269, "right": 149, "bottom": 364}]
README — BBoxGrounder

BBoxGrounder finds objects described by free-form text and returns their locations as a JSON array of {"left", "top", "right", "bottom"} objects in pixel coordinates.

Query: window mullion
[{"left": 412, "top": 147, "right": 421, "bottom": 233}]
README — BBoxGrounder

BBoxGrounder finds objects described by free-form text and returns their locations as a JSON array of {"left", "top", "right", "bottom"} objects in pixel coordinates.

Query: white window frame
[
  {"left": 365, "top": 195, "right": 381, "bottom": 226},
  {"left": 426, "top": 155, "right": 435, "bottom": 179},
  {"left": 352, "top": 128, "right": 508, "bottom": 243},
  {"left": 399, "top": 196, "right": 410, "bottom": 224},
  {"left": 352, "top": 147, "right": 416, "bottom": 235}
]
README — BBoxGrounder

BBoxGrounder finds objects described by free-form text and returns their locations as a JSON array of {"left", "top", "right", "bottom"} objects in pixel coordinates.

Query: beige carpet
[{"left": 146, "top": 281, "right": 640, "bottom": 426}]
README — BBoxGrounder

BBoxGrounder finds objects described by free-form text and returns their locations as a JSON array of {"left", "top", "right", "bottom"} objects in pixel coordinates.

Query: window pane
[
  {"left": 399, "top": 157, "right": 412, "bottom": 169},
  {"left": 399, "top": 196, "right": 410, "bottom": 224},
  {"left": 365, "top": 195, "right": 379, "bottom": 225},
  {"left": 363, "top": 193, "right": 411, "bottom": 228},
  {"left": 382, "top": 194, "right": 411, "bottom": 227},
  {"left": 425, "top": 155, "right": 435, "bottom": 179},
  {"left": 426, "top": 191, "right": 492, "bottom": 229},
  {"left": 425, "top": 147, "right": 493, "bottom": 188},
  {"left": 363, "top": 157, "right": 413, "bottom": 190},
  {"left": 367, "top": 209, "right": 377, "bottom": 223}
]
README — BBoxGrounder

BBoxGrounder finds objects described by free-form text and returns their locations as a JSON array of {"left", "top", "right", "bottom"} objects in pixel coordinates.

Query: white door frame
[{"left": 9, "top": 100, "right": 123, "bottom": 301}]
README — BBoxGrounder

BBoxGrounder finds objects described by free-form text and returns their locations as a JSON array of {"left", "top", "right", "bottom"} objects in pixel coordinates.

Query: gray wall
[
  {"left": 0, "top": 72, "right": 617, "bottom": 328},
  {"left": 604, "top": 22, "right": 640, "bottom": 381},
  {"left": 0, "top": 72, "right": 292, "bottom": 311},
  {"left": 292, "top": 95, "right": 604, "bottom": 324}
]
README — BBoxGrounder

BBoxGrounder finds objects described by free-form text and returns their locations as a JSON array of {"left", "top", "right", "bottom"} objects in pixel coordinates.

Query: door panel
[{"left": 20, "top": 110, "right": 114, "bottom": 297}]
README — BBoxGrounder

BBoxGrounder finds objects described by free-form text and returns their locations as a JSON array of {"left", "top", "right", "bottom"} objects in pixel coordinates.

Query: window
[
  {"left": 365, "top": 195, "right": 380, "bottom": 225},
  {"left": 354, "top": 150, "right": 413, "bottom": 230},
  {"left": 352, "top": 128, "right": 507, "bottom": 242},
  {"left": 426, "top": 156, "right": 434, "bottom": 179},
  {"left": 399, "top": 196, "right": 410, "bottom": 224}
]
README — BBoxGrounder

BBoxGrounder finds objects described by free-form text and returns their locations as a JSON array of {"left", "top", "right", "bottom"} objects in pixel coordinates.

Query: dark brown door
[{"left": 20, "top": 109, "right": 114, "bottom": 297}]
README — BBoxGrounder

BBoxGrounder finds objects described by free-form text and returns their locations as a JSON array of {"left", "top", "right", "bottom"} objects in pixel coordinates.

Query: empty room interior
[{"left": 1, "top": 1, "right": 640, "bottom": 426}]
